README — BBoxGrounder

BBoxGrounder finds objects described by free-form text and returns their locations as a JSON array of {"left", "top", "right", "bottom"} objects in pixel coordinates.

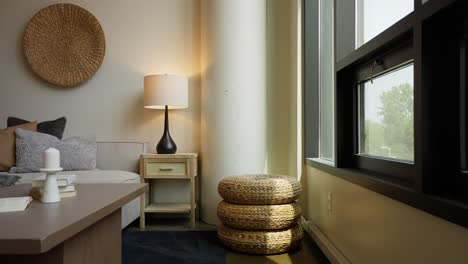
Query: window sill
[
  {"left": 307, "top": 158, "right": 335, "bottom": 167},
  {"left": 305, "top": 158, "right": 468, "bottom": 229}
]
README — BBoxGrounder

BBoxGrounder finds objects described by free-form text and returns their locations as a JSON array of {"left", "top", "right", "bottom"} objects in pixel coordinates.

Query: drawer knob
[{"left": 159, "top": 168, "right": 174, "bottom": 171}]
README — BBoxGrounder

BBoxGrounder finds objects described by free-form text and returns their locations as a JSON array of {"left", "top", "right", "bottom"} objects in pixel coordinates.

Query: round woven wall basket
[
  {"left": 217, "top": 201, "right": 301, "bottom": 230},
  {"left": 218, "top": 174, "right": 302, "bottom": 205},
  {"left": 218, "top": 223, "right": 303, "bottom": 255},
  {"left": 23, "top": 4, "right": 105, "bottom": 87}
]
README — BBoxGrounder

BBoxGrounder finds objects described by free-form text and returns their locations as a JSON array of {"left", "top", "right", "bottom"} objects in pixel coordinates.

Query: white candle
[{"left": 43, "top": 148, "right": 60, "bottom": 169}]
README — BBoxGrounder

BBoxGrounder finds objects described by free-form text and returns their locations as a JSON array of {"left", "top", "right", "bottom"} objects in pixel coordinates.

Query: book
[
  {"left": 59, "top": 190, "right": 77, "bottom": 198},
  {"left": 0, "top": 196, "right": 33, "bottom": 213},
  {"left": 30, "top": 187, "right": 77, "bottom": 201},
  {"left": 59, "top": 185, "right": 75, "bottom": 193},
  {"left": 32, "top": 174, "right": 76, "bottom": 188}
]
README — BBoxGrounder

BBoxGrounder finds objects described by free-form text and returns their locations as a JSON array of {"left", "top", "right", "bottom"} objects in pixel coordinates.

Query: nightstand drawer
[{"left": 145, "top": 162, "right": 187, "bottom": 177}]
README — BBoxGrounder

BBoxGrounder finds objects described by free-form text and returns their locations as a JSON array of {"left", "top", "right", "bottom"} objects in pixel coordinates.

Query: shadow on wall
[{"left": 299, "top": 170, "right": 309, "bottom": 220}]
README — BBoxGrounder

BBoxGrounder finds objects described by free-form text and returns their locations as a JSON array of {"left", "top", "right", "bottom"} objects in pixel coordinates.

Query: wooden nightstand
[{"left": 139, "top": 153, "right": 198, "bottom": 229}]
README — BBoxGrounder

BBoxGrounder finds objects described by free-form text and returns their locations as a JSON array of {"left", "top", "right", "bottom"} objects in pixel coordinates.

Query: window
[
  {"left": 348, "top": 43, "right": 415, "bottom": 183},
  {"left": 358, "top": 64, "right": 414, "bottom": 162},
  {"left": 318, "top": 0, "right": 334, "bottom": 161},
  {"left": 304, "top": 0, "right": 335, "bottom": 163},
  {"left": 306, "top": 0, "right": 468, "bottom": 228},
  {"left": 356, "top": 0, "right": 413, "bottom": 47}
]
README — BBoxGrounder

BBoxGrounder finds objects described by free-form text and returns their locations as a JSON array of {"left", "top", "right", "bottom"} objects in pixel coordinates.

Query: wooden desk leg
[
  {"left": 140, "top": 159, "right": 146, "bottom": 229},
  {"left": 140, "top": 180, "right": 146, "bottom": 229},
  {"left": 140, "top": 193, "right": 145, "bottom": 229}
]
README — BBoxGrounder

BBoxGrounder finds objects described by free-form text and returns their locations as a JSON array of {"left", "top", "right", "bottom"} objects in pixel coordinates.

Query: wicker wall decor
[{"left": 23, "top": 4, "right": 105, "bottom": 87}]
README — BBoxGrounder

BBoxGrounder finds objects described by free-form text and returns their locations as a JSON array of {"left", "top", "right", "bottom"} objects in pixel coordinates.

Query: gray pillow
[{"left": 10, "top": 129, "right": 96, "bottom": 173}]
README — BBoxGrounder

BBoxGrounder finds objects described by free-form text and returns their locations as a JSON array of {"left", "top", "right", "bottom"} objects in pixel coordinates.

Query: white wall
[
  {"left": 0, "top": 0, "right": 201, "bottom": 204},
  {"left": 266, "top": 0, "right": 301, "bottom": 178},
  {"left": 198, "top": 0, "right": 301, "bottom": 224},
  {"left": 303, "top": 166, "right": 468, "bottom": 263},
  {"left": 200, "top": 0, "right": 267, "bottom": 224},
  {"left": 0, "top": 0, "right": 200, "bottom": 154}
]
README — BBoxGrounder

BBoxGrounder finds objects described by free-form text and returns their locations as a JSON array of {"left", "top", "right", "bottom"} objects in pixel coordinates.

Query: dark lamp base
[
  {"left": 156, "top": 132, "right": 177, "bottom": 154},
  {"left": 156, "top": 105, "right": 177, "bottom": 154}
]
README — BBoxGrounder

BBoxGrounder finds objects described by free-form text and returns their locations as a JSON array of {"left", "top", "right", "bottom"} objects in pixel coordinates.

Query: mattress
[{"left": 10, "top": 170, "right": 141, "bottom": 228}]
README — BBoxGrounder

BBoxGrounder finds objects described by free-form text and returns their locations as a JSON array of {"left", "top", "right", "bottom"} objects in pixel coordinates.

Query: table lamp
[{"left": 144, "top": 74, "right": 188, "bottom": 154}]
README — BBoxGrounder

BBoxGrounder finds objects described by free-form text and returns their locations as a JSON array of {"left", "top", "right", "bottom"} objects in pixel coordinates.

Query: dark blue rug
[{"left": 122, "top": 230, "right": 226, "bottom": 264}]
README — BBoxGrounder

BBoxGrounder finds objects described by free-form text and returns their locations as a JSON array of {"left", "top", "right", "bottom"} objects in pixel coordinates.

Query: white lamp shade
[{"left": 144, "top": 74, "right": 189, "bottom": 109}]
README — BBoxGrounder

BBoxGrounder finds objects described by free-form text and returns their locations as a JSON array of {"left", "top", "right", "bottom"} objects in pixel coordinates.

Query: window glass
[
  {"left": 359, "top": 64, "right": 414, "bottom": 162},
  {"left": 356, "top": 0, "right": 414, "bottom": 47},
  {"left": 319, "top": 0, "right": 334, "bottom": 161}
]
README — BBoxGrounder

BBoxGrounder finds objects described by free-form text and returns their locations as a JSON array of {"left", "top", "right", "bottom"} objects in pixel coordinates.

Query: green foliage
[{"left": 364, "top": 83, "right": 414, "bottom": 161}]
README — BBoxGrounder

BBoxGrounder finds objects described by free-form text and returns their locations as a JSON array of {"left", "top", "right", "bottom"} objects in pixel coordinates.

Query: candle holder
[{"left": 39, "top": 168, "right": 63, "bottom": 203}]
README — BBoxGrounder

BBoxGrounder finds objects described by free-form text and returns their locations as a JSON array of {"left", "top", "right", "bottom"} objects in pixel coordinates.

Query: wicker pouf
[
  {"left": 217, "top": 201, "right": 301, "bottom": 230},
  {"left": 218, "top": 223, "right": 303, "bottom": 255},
  {"left": 218, "top": 174, "right": 302, "bottom": 205}
]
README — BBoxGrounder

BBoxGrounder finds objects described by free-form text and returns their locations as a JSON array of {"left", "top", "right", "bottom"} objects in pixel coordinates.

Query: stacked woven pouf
[{"left": 217, "top": 174, "right": 303, "bottom": 255}]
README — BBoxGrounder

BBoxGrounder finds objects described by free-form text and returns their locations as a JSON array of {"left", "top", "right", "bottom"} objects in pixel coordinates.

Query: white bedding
[{"left": 16, "top": 170, "right": 140, "bottom": 184}]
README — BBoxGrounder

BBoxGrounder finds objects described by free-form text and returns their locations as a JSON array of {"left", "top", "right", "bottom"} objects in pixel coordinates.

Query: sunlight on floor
[{"left": 226, "top": 234, "right": 329, "bottom": 264}]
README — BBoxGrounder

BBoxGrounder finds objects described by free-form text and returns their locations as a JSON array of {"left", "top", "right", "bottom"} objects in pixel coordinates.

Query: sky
[
  {"left": 360, "top": 0, "right": 414, "bottom": 123},
  {"left": 364, "top": 64, "right": 413, "bottom": 123},
  {"left": 361, "top": 0, "right": 414, "bottom": 44}
]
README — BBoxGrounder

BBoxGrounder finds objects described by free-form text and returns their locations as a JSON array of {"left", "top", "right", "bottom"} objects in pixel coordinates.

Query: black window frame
[
  {"left": 460, "top": 15, "right": 468, "bottom": 195},
  {"left": 305, "top": 0, "right": 468, "bottom": 228},
  {"left": 352, "top": 44, "right": 415, "bottom": 185}
]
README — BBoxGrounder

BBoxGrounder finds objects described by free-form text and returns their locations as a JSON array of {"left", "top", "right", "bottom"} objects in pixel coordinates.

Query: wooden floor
[{"left": 131, "top": 217, "right": 330, "bottom": 264}]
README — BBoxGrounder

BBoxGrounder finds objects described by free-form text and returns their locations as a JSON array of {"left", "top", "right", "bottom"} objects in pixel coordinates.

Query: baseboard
[{"left": 300, "top": 217, "right": 350, "bottom": 264}]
